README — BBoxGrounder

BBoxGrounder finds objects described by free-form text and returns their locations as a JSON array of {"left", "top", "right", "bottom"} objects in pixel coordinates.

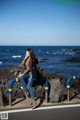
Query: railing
[
  {"left": 8, "top": 77, "right": 20, "bottom": 106},
  {"left": 8, "top": 78, "right": 49, "bottom": 106},
  {"left": 66, "top": 75, "right": 80, "bottom": 101}
]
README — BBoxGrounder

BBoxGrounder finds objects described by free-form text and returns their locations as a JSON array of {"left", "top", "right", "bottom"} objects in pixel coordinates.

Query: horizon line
[{"left": 0, "top": 45, "right": 80, "bottom": 47}]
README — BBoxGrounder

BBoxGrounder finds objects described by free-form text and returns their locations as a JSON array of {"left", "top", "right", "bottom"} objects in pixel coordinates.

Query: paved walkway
[{"left": 0, "top": 96, "right": 80, "bottom": 111}]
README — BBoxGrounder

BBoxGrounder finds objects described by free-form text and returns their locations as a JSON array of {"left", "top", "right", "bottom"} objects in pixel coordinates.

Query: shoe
[{"left": 32, "top": 101, "right": 37, "bottom": 109}]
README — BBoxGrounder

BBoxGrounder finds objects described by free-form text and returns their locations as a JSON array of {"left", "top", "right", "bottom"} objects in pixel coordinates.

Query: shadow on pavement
[
  {"left": 12, "top": 98, "right": 25, "bottom": 106},
  {"left": 35, "top": 96, "right": 45, "bottom": 108}
]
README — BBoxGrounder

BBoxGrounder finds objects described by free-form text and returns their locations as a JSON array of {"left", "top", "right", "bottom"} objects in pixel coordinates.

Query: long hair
[
  {"left": 27, "top": 48, "right": 38, "bottom": 80},
  {"left": 27, "top": 48, "right": 36, "bottom": 61}
]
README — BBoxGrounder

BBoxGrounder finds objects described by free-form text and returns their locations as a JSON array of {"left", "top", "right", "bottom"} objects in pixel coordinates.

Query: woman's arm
[
  {"left": 18, "top": 58, "right": 30, "bottom": 77},
  {"left": 23, "top": 66, "right": 30, "bottom": 75},
  {"left": 21, "top": 56, "right": 27, "bottom": 65},
  {"left": 23, "top": 58, "right": 30, "bottom": 74}
]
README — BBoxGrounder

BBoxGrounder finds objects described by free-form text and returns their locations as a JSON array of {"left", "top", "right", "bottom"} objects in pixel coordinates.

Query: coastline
[{"left": 0, "top": 66, "right": 80, "bottom": 110}]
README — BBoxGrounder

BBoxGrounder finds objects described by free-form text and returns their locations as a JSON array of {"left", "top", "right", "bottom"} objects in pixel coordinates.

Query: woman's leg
[
  {"left": 19, "top": 74, "right": 30, "bottom": 99},
  {"left": 27, "top": 74, "right": 34, "bottom": 99},
  {"left": 27, "top": 74, "right": 37, "bottom": 108}
]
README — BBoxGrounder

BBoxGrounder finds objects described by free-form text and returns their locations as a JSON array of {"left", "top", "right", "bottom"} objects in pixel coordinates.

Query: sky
[{"left": 0, "top": 0, "right": 80, "bottom": 46}]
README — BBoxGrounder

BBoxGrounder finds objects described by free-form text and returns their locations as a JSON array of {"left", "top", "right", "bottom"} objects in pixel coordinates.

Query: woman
[{"left": 18, "top": 48, "right": 38, "bottom": 109}]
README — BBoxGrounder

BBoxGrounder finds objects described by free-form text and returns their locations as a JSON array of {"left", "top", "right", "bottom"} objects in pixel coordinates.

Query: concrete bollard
[
  {"left": 8, "top": 88, "right": 12, "bottom": 106},
  {"left": 45, "top": 80, "right": 49, "bottom": 103},
  {"left": 8, "top": 77, "right": 19, "bottom": 106},
  {"left": 67, "top": 90, "right": 70, "bottom": 102},
  {"left": 66, "top": 85, "right": 70, "bottom": 102},
  {"left": 9, "top": 94, "right": 12, "bottom": 106}
]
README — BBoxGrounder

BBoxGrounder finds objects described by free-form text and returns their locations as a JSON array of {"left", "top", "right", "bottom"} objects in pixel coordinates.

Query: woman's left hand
[{"left": 17, "top": 73, "right": 23, "bottom": 78}]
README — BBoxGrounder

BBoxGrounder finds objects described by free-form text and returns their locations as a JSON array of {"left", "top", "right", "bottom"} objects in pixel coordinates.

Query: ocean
[{"left": 0, "top": 46, "right": 80, "bottom": 78}]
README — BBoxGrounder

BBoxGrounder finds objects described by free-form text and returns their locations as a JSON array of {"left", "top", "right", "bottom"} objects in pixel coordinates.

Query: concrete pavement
[
  {"left": 0, "top": 96, "right": 80, "bottom": 111},
  {"left": 2, "top": 105, "right": 80, "bottom": 120}
]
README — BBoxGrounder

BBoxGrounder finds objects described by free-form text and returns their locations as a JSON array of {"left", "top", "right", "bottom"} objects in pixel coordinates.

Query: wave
[
  {"left": 51, "top": 50, "right": 75, "bottom": 55},
  {"left": 65, "top": 52, "right": 75, "bottom": 55},
  {"left": 62, "top": 49, "right": 66, "bottom": 51},
  {"left": 0, "top": 61, "right": 2, "bottom": 64},
  {"left": 46, "top": 51, "right": 50, "bottom": 54},
  {"left": 12, "top": 55, "right": 21, "bottom": 58},
  {"left": 39, "top": 50, "right": 41, "bottom": 52}
]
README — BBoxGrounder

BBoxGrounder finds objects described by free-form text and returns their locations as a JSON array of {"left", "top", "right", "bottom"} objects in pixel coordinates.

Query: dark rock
[
  {"left": 72, "top": 48, "right": 80, "bottom": 51},
  {"left": 16, "top": 90, "right": 25, "bottom": 98},
  {"left": 65, "top": 57, "right": 80, "bottom": 62},
  {"left": 0, "top": 89, "right": 4, "bottom": 106},
  {"left": 70, "top": 79, "right": 80, "bottom": 96},
  {"left": 34, "top": 85, "right": 44, "bottom": 97},
  {"left": 60, "top": 77, "right": 67, "bottom": 86},
  {"left": 49, "top": 78, "right": 62, "bottom": 103}
]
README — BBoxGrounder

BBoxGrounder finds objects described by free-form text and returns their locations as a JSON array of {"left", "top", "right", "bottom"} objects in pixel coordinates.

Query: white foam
[
  {"left": 62, "top": 49, "right": 66, "bottom": 51},
  {"left": 65, "top": 52, "right": 75, "bottom": 55},
  {"left": 46, "top": 51, "right": 49, "bottom": 54},
  {"left": 12, "top": 55, "right": 21, "bottom": 58},
  {"left": 0, "top": 61, "right": 2, "bottom": 64}
]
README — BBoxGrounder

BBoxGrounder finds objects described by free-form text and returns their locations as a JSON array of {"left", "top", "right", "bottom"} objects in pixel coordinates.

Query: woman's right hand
[
  {"left": 25, "top": 55, "right": 27, "bottom": 59},
  {"left": 17, "top": 73, "right": 23, "bottom": 78}
]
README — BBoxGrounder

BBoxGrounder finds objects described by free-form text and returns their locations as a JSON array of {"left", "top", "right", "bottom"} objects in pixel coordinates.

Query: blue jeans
[{"left": 19, "top": 74, "right": 35, "bottom": 100}]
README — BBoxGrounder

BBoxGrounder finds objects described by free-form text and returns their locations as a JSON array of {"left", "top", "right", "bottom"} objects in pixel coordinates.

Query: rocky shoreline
[
  {"left": 64, "top": 47, "right": 80, "bottom": 62},
  {"left": 0, "top": 65, "right": 80, "bottom": 106},
  {"left": 65, "top": 57, "right": 80, "bottom": 62}
]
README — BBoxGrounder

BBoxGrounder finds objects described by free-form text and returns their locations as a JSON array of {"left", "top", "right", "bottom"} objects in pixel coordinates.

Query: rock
[
  {"left": 60, "top": 77, "right": 67, "bottom": 86},
  {"left": 70, "top": 79, "right": 80, "bottom": 97},
  {"left": 0, "top": 66, "right": 69, "bottom": 104},
  {"left": 76, "top": 94, "right": 80, "bottom": 99},
  {"left": 34, "top": 85, "right": 44, "bottom": 97},
  {"left": 12, "top": 88, "right": 25, "bottom": 100},
  {"left": 64, "top": 57, "right": 80, "bottom": 62},
  {"left": 0, "top": 89, "right": 4, "bottom": 106},
  {"left": 49, "top": 78, "right": 62, "bottom": 103},
  {"left": 73, "top": 48, "right": 80, "bottom": 51},
  {"left": 16, "top": 90, "right": 25, "bottom": 98}
]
